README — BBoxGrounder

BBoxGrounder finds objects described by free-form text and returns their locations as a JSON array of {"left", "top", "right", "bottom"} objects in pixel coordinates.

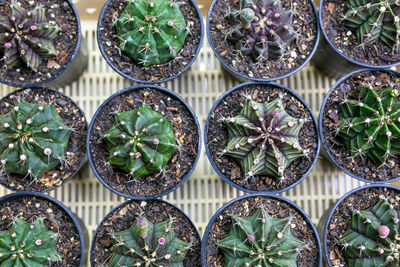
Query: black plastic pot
[
  {"left": 97, "top": 0, "right": 203, "bottom": 84},
  {"left": 90, "top": 198, "right": 201, "bottom": 266},
  {"left": 0, "top": 0, "right": 88, "bottom": 88},
  {"left": 319, "top": 68, "right": 400, "bottom": 184},
  {"left": 0, "top": 87, "right": 87, "bottom": 193},
  {"left": 0, "top": 191, "right": 86, "bottom": 266},
  {"left": 87, "top": 85, "right": 201, "bottom": 200},
  {"left": 204, "top": 82, "right": 320, "bottom": 194},
  {"left": 206, "top": 0, "right": 320, "bottom": 82},
  {"left": 201, "top": 193, "right": 322, "bottom": 266},
  {"left": 312, "top": 0, "right": 400, "bottom": 79}
]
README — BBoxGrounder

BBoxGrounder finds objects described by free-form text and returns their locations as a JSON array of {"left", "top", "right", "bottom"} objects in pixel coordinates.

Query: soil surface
[
  {"left": 91, "top": 200, "right": 201, "bottom": 266},
  {"left": 207, "top": 84, "right": 318, "bottom": 192},
  {"left": 0, "top": 0, "right": 79, "bottom": 86},
  {"left": 0, "top": 88, "right": 87, "bottom": 192},
  {"left": 321, "top": 0, "right": 400, "bottom": 66},
  {"left": 0, "top": 194, "right": 82, "bottom": 266},
  {"left": 88, "top": 88, "right": 199, "bottom": 198},
  {"left": 325, "top": 186, "right": 399, "bottom": 266},
  {"left": 321, "top": 71, "right": 400, "bottom": 181},
  {"left": 98, "top": 0, "right": 202, "bottom": 82},
  {"left": 204, "top": 196, "right": 320, "bottom": 266},
  {"left": 208, "top": 0, "right": 318, "bottom": 79}
]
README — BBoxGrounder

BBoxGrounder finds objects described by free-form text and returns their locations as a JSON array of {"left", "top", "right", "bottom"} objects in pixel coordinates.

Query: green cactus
[
  {"left": 338, "top": 197, "right": 400, "bottom": 267},
  {"left": 0, "top": 217, "right": 60, "bottom": 266},
  {"left": 220, "top": 95, "right": 307, "bottom": 181},
  {"left": 0, "top": 100, "right": 72, "bottom": 180},
  {"left": 216, "top": 207, "right": 306, "bottom": 266},
  {"left": 114, "top": 0, "right": 189, "bottom": 67},
  {"left": 343, "top": 0, "right": 400, "bottom": 51},
  {"left": 0, "top": 1, "right": 60, "bottom": 71},
  {"left": 105, "top": 105, "right": 178, "bottom": 179},
  {"left": 107, "top": 215, "right": 191, "bottom": 266},
  {"left": 336, "top": 84, "right": 400, "bottom": 166}
]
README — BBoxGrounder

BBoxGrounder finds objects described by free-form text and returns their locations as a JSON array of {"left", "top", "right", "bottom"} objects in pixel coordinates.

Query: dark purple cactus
[{"left": 226, "top": 0, "right": 296, "bottom": 61}]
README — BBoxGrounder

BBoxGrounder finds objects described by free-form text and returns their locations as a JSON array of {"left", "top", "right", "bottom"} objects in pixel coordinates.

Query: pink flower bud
[
  {"left": 10, "top": 16, "right": 16, "bottom": 21},
  {"left": 158, "top": 237, "right": 165, "bottom": 245},
  {"left": 378, "top": 225, "right": 390, "bottom": 238},
  {"left": 31, "top": 25, "right": 37, "bottom": 30},
  {"left": 272, "top": 109, "right": 279, "bottom": 117},
  {"left": 4, "top": 43, "right": 11, "bottom": 49},
  {"left": 248, "top": 234, "right": 255, "bottom": 242},
  {"left": 44, "top": 148, "right": 52, "bottom": 155}
]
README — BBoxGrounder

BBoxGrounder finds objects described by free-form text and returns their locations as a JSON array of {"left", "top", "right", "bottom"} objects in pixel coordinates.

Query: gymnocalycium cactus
[
  {"left": 225, "top": 0, "right": 296, "bottom": 61},
  {"left": 0, "top": 100, "right": 72, "bottom": 179},
  {"left": 105, "top": 105, "right": 178, "bottom": 179},
  {"left": 344, "top": 0, "right": 400, "bottom": 51},
  {"left": 108, "top": 215, "right": 191, "bottom": 266},
  {"left": 216, "top": 207, "right": 306, "bottom": 266},
  {"left": 338, "top": 196, "right": 400, "bottom": 266},
  {"left": 220, "top": 95, "right": 307, "bottom": 181},
  {"left": 0, "top": 1, "right": 60, "bottom": 71},
  {"left": 114, "top": 0, "right": 189, "bottom": 67},
  {"left": 336, "top": 84, "right": 400, "bottom": 166},
  {"left": 0, "top": 217, "right": 60, "bottom": 266}
]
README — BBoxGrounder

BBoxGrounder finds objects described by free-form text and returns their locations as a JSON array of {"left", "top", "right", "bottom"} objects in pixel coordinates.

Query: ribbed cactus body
[
  {"left": 337, "top": 85, "right": 400, "bottom": 166},
  {"left": 0, "top": 1, "right": 60, "bottom": 71},
  {"left": 0, "top": 217, "right": 60, "bottom": 266},
  {"left": 0, "top": 100, "right": 72, "bottom": 179},
  {"left": 114, "top": 0, "right": 189, "bottom": 67},
  {"left": 105, "top": 105, "right": 178, "bottom": 179}
]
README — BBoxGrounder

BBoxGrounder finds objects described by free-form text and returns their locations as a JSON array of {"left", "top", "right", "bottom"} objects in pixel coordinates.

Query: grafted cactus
[
  {"left": 0, "top": 100, "right": 72, "bottom": 179},
  {"left": 221, "top": 95, "right": 307, "bottom": 181},
  {"left": 216, "top": 207, "right": 306, "bottom": 266},
  {"left": 0, "top": 1, "right": 60, "bottom": 71},
  {"left": 114, "top": 0, "right": 189, "bottom": 67},
  {"left": 108, "top": 215, "right": 191, "bottom": 266},
  {"left": 225, "top": 0, "right": 296, "bottom": 61},
  {"left": 105, "top": 105, "right": 178, "bottom": 179},
  {"left": 343, "top": 0, "right": 400, "bottom": 51},
  {"left": 0, "top": 217, "right": 60, "bottom": 266},
  {"left": 338, "top": 197, "right": 400, "bottom": 266},
  {"left": 336, "top": 84, "right": 400, "bottom": 166}
]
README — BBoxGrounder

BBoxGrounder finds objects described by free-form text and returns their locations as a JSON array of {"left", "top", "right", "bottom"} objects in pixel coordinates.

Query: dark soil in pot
[
  {"left": 321, "top": 0, "right": 400, "bottom": 66},
  {"left": 98, "top": 0, "right": 202, "bottom": 83},
  {"left": 91, "top": 199, "right": 201, "bottom": 266},
  {"left": 208, "top": 0, "right": 318, "bottom": 80},
  {"left": 0, "top": 88, "right": 87, "bottom": 192},
  {"left": 204, "top": 195, "right": 320, "bottom": 266},
  {"left": 207, "top": 83, "right": 318, "bottom": 192},
  {"left": 321, "top": 70, "right": 400, "bottom": 181},
  {"left": 0, "top": 194, "right": 82, "bottom": 266},
  {"left": 88, "top": 87, "right": 199, "bottom": 198},
  {"left": 0, "top": 0, "right": 79, "bottom": 87}
]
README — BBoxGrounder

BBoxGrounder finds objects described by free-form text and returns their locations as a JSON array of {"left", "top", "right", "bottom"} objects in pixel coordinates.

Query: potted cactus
[
  {"left": 205, "top": 82, "right": 319, "bottom": 194},
  {"left": 87, "top": 85, "right": 201, "bottom": 199},
  {"left": 201, "top": 193, "right": 322, "bottom": 266},
  {"left": 320, "top": 184, "right": 400, "bottom": 266},
  {"left": 0, "top": 191, "right": 85, "bottom": 266},
  {"left": 97, "top": 0, "right": 203, "bottom": 84},
  {"left": 314, "top": 0, "right": 400, "bottom": 79},
  {"left": 206, "top": 0, "right": 320, "bottom": 82},
  {"left": 0, "top": 87, "right": 87, "bottom": 192},
  {"left": 0, "top": 0, "right": 87, "bottom": 88},
  {"left": 319, "top": 69, "right": 400, "bottom": 183},
  {"left": 90, "top": 198, "right": 201, "bottom": 266}
]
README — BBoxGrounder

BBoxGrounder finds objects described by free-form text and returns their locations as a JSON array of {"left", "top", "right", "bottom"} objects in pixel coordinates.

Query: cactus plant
[
  {"left": 338, "top": 196, "right": 400, "bottom": 266},
  {"left": 0, "top": 1, "right": 60, "bottom": 71},
  {"left": 0, "top": 217, "right": 60, "bottom": 266},
  {"left": 336, "top": 84, "right": 400, "bottom": 166},
  {"left": 105, "top": 105, "right": 178, "bottom": 179},
  {"left": 225, "top": 0, "right": 296, "bottom": 62},
  {"left": 343, "top": 0, "right": 400, "bottom": 51},
  {"left": 216, "top": 207, "right": 306, "bottom": 266},
  {"left": 107, "top": 215, "right": 191, "bottom": 266},
  {"left": 220, "top": 95, "right": 307, "bottom": 181},
  {"left": 0, "top": 100, "right": 72, "bottom": 179},
  {"left": 113, "top": 0, "right": 189, "bottom": 67}
]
